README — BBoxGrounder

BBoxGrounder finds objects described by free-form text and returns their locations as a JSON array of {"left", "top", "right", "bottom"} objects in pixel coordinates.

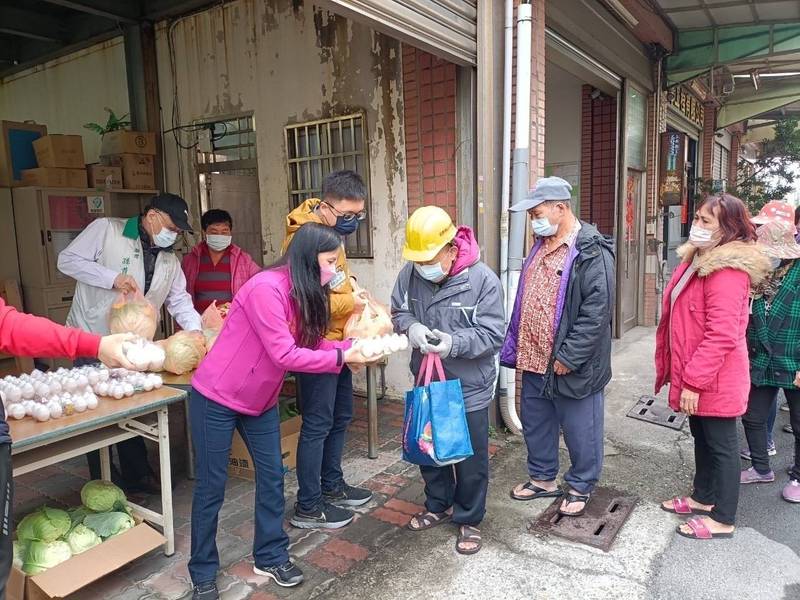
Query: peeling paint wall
[
  {"left": 0, "top": 38, "right": 130, "bottom": 162},
  {"left": 155, "top": 0, "right": 412, "bottom": 393}
]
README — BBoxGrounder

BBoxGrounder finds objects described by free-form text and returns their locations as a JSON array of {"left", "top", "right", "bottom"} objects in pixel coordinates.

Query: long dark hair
[
  {"left": 699, "top": 193, "right": 757, "bottom": 245},
  {"left": 267, "top": 222, "right": 341, "bottom": 348}
]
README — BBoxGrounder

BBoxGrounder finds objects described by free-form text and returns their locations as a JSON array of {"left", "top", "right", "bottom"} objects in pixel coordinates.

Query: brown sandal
[
  {"left": 407, "top": 510, "right": 451, "bottom": 531},
  {"left": 456, "top": 525, "right": 482, "bottom": 555}
]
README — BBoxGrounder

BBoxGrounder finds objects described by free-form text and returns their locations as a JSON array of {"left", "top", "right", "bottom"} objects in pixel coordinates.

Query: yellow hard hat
[{"left": 402, "top": 205, "right": 457, "bottom": 262}]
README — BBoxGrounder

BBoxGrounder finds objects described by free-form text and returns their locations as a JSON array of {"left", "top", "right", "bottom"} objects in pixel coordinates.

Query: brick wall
[
  {"left": 580, "top": 85, "right": 617, "bottom": 235},
  {"left": 701, "top": 102, "right": 717, "bottom": 180},
  {"left": 402, "top": 45, "right": 458, "bottom": 219}
]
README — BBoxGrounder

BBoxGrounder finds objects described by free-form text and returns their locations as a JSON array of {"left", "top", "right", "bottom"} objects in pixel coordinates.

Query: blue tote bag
[{"left": 402, "top": 354, "right": 473, "bottom": 466}]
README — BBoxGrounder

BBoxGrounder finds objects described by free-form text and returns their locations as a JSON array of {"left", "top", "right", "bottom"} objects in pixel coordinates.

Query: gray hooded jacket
[{"left": 391, "top": 229, "right": 505, "bottom": 412}]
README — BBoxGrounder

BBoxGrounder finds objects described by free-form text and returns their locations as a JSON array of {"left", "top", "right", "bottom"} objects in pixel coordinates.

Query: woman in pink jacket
[
  {"left": 188, "top": 223, "right": 365, "bottom": 599},
  {"left": 655, "top": 193, "right": 769, "bottom": 540}
]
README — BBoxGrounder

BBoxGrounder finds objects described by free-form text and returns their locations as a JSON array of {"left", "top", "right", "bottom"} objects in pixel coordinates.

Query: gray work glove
[
  {"left": 408, "top": 323, "right": 435, "bottom": 354},
  {"left": 427, "top": 329, "right": 453, "bottom": 358}
]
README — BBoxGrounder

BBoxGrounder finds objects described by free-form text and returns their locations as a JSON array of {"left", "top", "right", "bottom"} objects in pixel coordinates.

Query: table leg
[
  {"left": 367, "top": 366, "right": 378, "bottom": 459},
  {"left": 184, "top": 397, "right": 195, "bottom": 480},
  {"left": 99, "top": 445, "right": 112, "bottom": 480},
  {"left": 157, "top": 408, "right": 175, "bottom": 556}
]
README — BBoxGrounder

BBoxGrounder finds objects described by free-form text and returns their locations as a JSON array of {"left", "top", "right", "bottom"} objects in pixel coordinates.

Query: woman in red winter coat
[{"left": 655, "top": 193, "right": 770, "bottom": 540}]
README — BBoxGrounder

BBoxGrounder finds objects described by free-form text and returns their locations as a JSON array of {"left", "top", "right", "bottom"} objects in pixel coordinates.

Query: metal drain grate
[
  {"left": 626, "top": 395, "right": 686, "bottom": 430},
  {"left": 528, "top": 487, "right": 637, "bottom": 552}
]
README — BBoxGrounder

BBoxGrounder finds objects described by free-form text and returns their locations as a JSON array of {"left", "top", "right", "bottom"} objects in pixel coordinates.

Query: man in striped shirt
[{"left": 183, "top": 209, "right": 262, "bottom": 314}]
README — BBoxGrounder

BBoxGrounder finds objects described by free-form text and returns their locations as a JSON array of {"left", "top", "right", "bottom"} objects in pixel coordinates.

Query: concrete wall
[
  {"left": 155, "top": 0, "right": 412, "bottom": 393},
  {"left": 0, "top": 38, "right": 129, "bottom": 163}
]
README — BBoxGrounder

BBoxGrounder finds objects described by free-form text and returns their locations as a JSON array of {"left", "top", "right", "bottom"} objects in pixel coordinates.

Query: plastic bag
[
  {"left": 344, "top": 294, "right": 393, "bottom": 339},
  {"left": 201, "top": 302, "right": 225, "bottom": 331},
  {"left": 108, "top": 290, "right": 157, "bottom": 340},
  {"left": 160, "top": 331, "right": 207, "bottom": 375}
]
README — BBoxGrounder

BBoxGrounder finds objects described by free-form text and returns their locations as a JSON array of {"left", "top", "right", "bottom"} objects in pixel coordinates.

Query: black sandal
[
  {"left": 407, "top": 510, "right": 451, "bottom": 531},
  {"left": 510, "top": 481, "right": 564, "bottom": 501},
  {"left": 558, "top": 491, "right": 590, "bottom": 517},
  {"left": 456, "top": 525, "right": 482, "bottom": 555}
]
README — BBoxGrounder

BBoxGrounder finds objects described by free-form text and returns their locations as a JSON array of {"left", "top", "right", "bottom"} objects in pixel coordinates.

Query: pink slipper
[
  {"left": 676, "top": 517, "right": 734, "bottom": 540},
  {"left": 661, "top": 497, "right": 712, "bottom": 516}
]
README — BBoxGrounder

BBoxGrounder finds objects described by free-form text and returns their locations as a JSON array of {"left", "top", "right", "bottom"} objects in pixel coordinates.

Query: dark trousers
[
  {"left": 689, "top": 416, "right": 740, "bottom": 526},
  {"left": 295, "top": 368, "right": 353, "bottom": 512},
  {"left": 0, "top": 444, "right": 12, "bottom": 599},
  {"left": 420, "top": 407, "right": 489, "bottom": 526},
  {"left": 743, "top": 386, "right": 800, "bottom": 478},
  {"left": 520, "top": 372, "right": 604, "bottom": 495},
  {"left": 188, "top": 389, "right": 288, "bottom": 586},
  {"left": 76, "top": 358, "right": 152, "bottom": 487}
]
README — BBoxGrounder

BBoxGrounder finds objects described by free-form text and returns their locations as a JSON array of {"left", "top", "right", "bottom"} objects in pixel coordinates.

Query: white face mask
[
  {"left": 531, "top": 217, "right": 558, "bottom": 238},
  {"left": 415, "top": 262, "right": 447, "bottom": 282},
  {"left": 688, "top": 224, "right": 717, "bottom": 248},
  {"left": 206, "top": 234, "right": 232, "bottom": 252},
  {"left": 154, "top": 227, "right": 178, "bottom": 248}
]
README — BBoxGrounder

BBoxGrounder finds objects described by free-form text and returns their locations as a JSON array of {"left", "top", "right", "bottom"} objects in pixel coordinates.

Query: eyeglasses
[{"left": 323, "top": 201, "right": 366, "bottom": 223}]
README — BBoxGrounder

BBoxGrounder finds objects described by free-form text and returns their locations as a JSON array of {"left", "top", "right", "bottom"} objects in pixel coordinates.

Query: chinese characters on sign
[
  {"left": 669, "top": 86, "right": 704, "bottom": 129},
  {"left": 659, "top": 132, "right": 688, "bottom": 223}
]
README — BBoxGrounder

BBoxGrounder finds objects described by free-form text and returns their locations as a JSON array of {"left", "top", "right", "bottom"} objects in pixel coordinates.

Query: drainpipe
[{"left": 499, "top": 1, "right": 532, "bottom": 435}]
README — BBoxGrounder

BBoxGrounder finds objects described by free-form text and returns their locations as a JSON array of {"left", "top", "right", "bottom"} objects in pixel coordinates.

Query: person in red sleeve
[{"left": 0, "top": 297, "right": 135, "bottom": 597}]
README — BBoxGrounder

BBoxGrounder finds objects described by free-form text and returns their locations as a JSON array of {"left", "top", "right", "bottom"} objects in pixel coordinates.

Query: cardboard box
[
  {"left": 100, "top": 130, "right": 156, "bottom": 156},
  {"left": 228, "top": 415, "right": 302, "bottom": 480},
  {"left": 102, "top": 154, "right": 155, "bottom": 190},
  {"left": 86, "top": 164, "right": 123, "bottom": 189},
  {"left": 33, "top": 135, "right": 85, "bottom": 169},
  {"left": 6, "top": 521, "right": 165, "bottom": 600},
  {"left": 21, "top": 168, "right": 87, "bottom": 188},
  {"left": 0, "top": 121, "right": 48, "bottom": 187}
]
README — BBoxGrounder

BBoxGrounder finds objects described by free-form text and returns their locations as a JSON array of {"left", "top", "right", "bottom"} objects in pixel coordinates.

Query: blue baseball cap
[{"left": 509, "top": 176, "right": 572, "bottom": 212}]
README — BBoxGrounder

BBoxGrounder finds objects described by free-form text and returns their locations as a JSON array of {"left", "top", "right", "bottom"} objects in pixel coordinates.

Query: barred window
[{"left": 285, "top": 113, "right": 372, "bottom": 258}]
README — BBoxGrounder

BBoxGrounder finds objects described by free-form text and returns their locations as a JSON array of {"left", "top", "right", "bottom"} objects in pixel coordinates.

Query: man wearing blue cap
[{"left": 500, "top": 176, "right": 614, "bottom": 517}]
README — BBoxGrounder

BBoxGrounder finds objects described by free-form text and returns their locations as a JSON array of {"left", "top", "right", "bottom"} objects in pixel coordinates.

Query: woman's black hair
[{"left": 266, "top": 222, "right": 341, "bottom": 348}]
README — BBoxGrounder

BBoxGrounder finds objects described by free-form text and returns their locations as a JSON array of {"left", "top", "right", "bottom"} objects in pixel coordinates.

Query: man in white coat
[{"left": 58, "top": 192, "right": 202, "bottom": 493}]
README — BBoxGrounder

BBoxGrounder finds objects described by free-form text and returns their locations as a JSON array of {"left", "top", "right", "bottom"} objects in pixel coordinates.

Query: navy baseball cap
[{"left": 151, "top": 193, "right": 193, "bottom": 233}]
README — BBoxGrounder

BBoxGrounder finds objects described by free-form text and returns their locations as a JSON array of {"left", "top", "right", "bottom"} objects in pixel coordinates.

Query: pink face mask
[{"left": 320, "top": 265, "right": 337, "bottom": 286}]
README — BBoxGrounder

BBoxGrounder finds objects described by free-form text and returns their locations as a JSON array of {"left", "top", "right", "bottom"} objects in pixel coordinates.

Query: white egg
[
  {"left": 8, "top": 403, "right": 25, "bottom": 420},
  {"left": 6, "top": 386, "right": 21, "bottom": 403},
  {"left": 99, "top": 369, "right": 110, "bottom": 382},
  {"left": 86, "top": 394, "right": 98, "bottom": 410},
  {"left": 142, "top": 379, "right": 154, "bottom": 392},
  {"left": 76, "top": 375, "right": 89, "bottom": 388},
  {"left": 112, "top": 387, "right": 124, "bottom": 400},
  {"left": 50, "top": 380, "right": 62, "bottom": 395},
  {"left": 31, "top": 369, "right": 44, "bottom": 380},
  {"left": 87, "top": 371, "right": 99, "bottom": 386},
  {"left": 97, "top": 382, "right": 110, "bottom": 396},
  {"left": 73, "top": 397, "right": 87, "bottom": 413},
  {"left": 64, "top": 379, "right": 77, "bottom": 393},
  {"left": 153, "top": 376, "right": 163, "bottom": 389},
  {"left": 122, "top": 383, "right": 134, "bottom": 397},
  {"left": 48, "top": 402, "right": 63, "bottom": 419},
  {"left": 21, "top": 383, "right": 35, "bottom": 399},
  {"left": 33, "top": 404, "right": 50, "bottom": 422}
]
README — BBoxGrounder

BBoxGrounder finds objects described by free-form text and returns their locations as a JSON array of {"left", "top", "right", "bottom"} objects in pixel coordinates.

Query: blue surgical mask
[
  {"left": 531, "top": 217, "right": 557, "bottom": 238},
  {"left": 154, "top": 228, "right": 178, "bottom": 248},
  {"left": 334, "top": 216, "right": 359, "bottom": 236},
  {"left": 414, "top": 262, "right": 447, "bottom": 282}
]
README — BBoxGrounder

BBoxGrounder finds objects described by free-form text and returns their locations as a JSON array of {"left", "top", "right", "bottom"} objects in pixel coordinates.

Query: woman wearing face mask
[
  {"left": 656, "top": 193, "right": 770, "bottom": 540},
  {"left": 58, "top": 193, "right": 202, "bottom": 494},
  {"left": 188, "top": 223, "right": 369, "bottom": 599},
  {"left": 740, "top": 218, "right": 800, "bottom": 503},
  {"left": 182, "top": 209, "right": 262, "bottom": 313}
]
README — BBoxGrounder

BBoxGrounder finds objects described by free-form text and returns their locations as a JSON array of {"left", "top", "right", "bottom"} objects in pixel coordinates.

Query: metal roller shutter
[{"left": 313, "top": 0, "right": 477, "bottom": 66}]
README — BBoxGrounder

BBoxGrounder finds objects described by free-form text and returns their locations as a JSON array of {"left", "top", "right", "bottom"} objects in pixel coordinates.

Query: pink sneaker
[
  {"left": 740, "top": 467, "right": 775, "bottom": 484},
  {"left": 783, "top": 479, "right": 800, "bottom": 503}
]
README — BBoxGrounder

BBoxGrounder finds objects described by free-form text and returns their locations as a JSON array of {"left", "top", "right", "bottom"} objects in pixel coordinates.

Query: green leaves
[{"left": 83, "top": 107, "right": 131, "bottom": 136}]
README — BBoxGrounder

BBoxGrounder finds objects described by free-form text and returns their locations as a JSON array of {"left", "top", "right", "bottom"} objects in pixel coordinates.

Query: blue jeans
[
  {"left": 520, "top": 372, "right": 604, "bottom": 495},
  {"left": 188, "top": 389, "right": 289, "bottom": 586},
  {"left": 295, "top": 368, "right": 353, "bottom": 511}
]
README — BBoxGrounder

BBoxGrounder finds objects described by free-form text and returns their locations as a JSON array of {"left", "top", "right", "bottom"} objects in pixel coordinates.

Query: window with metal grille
[
  {"left": 712, "top": 142, "right": 730, "bottom": 186},
  {"left": 196, "top": 115, "right": 257, "bottom": 175},
  {"left": 285, "top": 113, "right": 372, "bottom": 258}
]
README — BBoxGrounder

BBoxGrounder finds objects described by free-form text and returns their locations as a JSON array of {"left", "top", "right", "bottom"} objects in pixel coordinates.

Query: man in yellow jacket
[{"left": 284, "top": 170, "right": 373, "bottom": 530}]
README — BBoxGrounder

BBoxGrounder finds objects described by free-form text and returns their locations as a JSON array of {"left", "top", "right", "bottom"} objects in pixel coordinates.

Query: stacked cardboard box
[
  {"left": 0, "top": 121, "right": 48, "bottom": 187},
  {"left": 100, "top": 131, "right": 156, "bottom": 190},
  {"left": 21, "top": 134, "right": 87, "bottom": 188}
]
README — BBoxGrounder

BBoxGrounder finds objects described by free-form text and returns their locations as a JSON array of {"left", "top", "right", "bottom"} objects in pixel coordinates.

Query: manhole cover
[
  {"left": 529, "top": 486, "right": 637, "bottom": 552},
  {"left": 626, "top": 395, "right": 686, "bottom": 430}
]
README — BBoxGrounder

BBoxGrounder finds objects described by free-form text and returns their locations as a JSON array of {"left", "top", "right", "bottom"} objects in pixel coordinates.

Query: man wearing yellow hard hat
[{"left": 390, "top": 205, "right": 505, "bottom": 555}]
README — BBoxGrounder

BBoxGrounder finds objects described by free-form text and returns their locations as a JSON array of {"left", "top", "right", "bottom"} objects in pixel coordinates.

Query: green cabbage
[
  {"left": 66, "top": 523, "right": 102, "bottom": 554},
  {"left": 16, "top": 507, "right": 71, "bottom": 543},
  {"left": 22, "top": 540, "right": 72, "bottom": 574},
  {"left": 12, "top": 540, "right": 27, "bottom": 569},
  {"left": 80, "top": 480, "right": 127, "bottom": 513},
  {"left": 68, "top": 505, "right": 94, "bottom": 527},
  {"left": 83, "top": 511, "right": 135, "bottom": 539}
]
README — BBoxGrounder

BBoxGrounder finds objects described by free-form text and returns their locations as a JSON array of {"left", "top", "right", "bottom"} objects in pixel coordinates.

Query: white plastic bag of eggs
[
  {"left": 0, "top": 366, "right": 103, "bottom": 423},
  {"left": 121, "top": 337, "right": 166, "bottom": 372},
  {"left": 353, "top": 333, "right": 409, "bottom": 360}
]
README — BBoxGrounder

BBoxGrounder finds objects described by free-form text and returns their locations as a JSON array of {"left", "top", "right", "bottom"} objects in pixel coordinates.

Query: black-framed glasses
[{"left": 323, "top": 201, "right": 366, "bottom": 223}]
